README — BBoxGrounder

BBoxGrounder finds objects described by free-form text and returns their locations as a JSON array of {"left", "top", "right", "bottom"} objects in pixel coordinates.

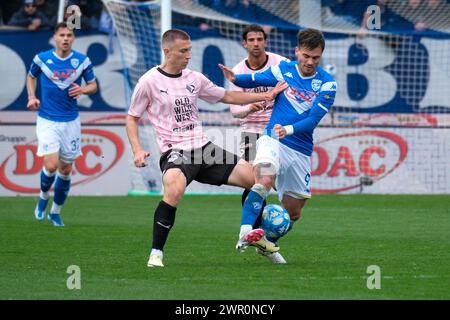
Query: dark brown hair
[
  {"left": 242, "top": 24, "right": 267, "bottom": 41},
  {"left": 297, "top": 28, "right": 325, "bottom": 51},
  {"left": 54, "top": 22, "right": 74, "bottom": 34}
]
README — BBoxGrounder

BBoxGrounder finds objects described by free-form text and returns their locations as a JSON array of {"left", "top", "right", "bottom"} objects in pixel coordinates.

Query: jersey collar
[{"left": 52, "top": 50, "right": 74, "bottom": 61}]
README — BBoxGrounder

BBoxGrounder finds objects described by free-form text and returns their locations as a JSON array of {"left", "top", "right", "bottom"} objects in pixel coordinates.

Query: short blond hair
[{"left": 162, "top": 29, "right": 190, "bottom": 48}]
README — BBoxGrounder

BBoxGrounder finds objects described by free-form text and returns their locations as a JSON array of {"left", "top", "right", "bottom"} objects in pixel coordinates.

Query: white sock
[
  {"left": 50, "top": 202, "right": 62, "bottom": 214},
  {"left": 239, "top": 224, "right": 253, "bottom": 238},
  {"left": 40, "top": 190, "right": 50, "bottom": 200},
  {"left": 42, "top": 167, "right": 55, "bottom": 177},
  {"left": 151, "top": 249, "right": 163, "bottom": 257}
]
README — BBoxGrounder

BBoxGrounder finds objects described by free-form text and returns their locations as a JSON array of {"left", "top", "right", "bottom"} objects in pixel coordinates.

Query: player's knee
[
  {"left": 283, "top": 202, "right": 304, "bottom": 221},
  {"left": 255, "top": 174, "right": 273, "bottom": 190},
  {"left": 288, "top": 208, "right": 302, "bottom": 221},
  {"left": 44, "top": 163, "right": 58, "bottom": 173},
  {"left": 163, "top": 171, "right": 186, "bottom": 205},
  {"left": 59, "top": 165, "right": 73, "bottom": 176}
]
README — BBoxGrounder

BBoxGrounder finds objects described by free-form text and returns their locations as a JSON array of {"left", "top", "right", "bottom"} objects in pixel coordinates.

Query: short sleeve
[
  {"left": 128, "top": 80, "right": 151, "bottom": 118},
  {"left": 82, "top": 57, "right": 96, "bottom": 83},
  {"left": 28, "top": 55, "right": 42, "bottom": 78},
  {"left": 198, "top": 73, "right": 226, "bottom": 103}
]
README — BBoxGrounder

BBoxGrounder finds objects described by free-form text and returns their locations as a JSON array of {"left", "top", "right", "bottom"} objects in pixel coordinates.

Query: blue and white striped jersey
[
  {"left": 29, "top": 49, "right": 96, "bottom": 122},
  {"left": 234, "top": 60, "right": 337, "bottom": 156}
]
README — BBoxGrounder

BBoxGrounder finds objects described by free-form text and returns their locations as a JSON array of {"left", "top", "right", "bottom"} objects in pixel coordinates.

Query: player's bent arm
[
  {"left": 126, "top": 114, "right": 144, "bottom": 155},
  {"left": 230, "top": 104, "right": 253, "bottom": 118},
  {"left": 26, "top": 75, "right": 40, "bottom": 110},
  {"left": 82, "top": 80, "right": 98, "bottom": 95},
  {"left": 126, "top": 114, "right": 150, "bottom": 167},
  {"left": 283, "top": 83, "right": 337, "bottom": 136},
  {"left": 284, "top": 101, "right": 332, "bottom": 136}
]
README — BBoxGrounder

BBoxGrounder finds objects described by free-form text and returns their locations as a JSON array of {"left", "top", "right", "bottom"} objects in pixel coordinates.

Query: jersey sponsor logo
[
  {"left": 70, "top": 58, "right": 79, "bottom": 68},
  {"left": 52, "top": 69, "right": 77, "bottom": 80},
  {"left": 285, "top": 87, "right": 318, "bottom": 103},
  {"left": 0, "top": 129, "right": 124, "bottom": 193},
  {"left": 310, "top": 130, "right": 408, "bottom": 194},
  {"left": 173, "top": 97, "right": 194, "bottom": 122},
  {"left": 311, "top": 79, "right": 322, "bottom": 92}
]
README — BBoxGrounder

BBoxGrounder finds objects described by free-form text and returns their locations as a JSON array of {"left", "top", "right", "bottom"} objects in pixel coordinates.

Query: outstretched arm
[
  {"left": 219, "top": 64, "right": 279, "bottom": 88},
  {"left": 220, "top": 81, "right": 287, "bottom": 105},
  {"left": 68, "top": 81, "right": 98, "bottom": 99}
]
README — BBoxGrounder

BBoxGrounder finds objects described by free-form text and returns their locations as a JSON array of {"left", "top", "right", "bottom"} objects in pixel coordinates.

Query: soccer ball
[{"left": 261, "top": 204, "right": 291, "bottom": 239}]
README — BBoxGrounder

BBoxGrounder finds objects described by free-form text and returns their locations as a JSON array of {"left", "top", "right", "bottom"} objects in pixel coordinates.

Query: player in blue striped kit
[
  {"left": 27, "top": 22, "right": 97, "bottom": 226},
  {"left": 220, "top": 28, "right": 337, "bottom": 263}
]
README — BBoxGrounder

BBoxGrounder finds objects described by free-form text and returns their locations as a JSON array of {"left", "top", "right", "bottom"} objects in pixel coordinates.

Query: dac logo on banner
[
  {"left": 0, "top": 129, "right": 124, "bottom": 193},
  {"left": 311, "top": 130, "right": 408, "bottom": 193}
]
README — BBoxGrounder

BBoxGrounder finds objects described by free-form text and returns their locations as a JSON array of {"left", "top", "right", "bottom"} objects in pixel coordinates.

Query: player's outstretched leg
[
  {"left": 147, "top": 200, "right": 177, "bottom": 268},
  {"left": 237, "top": 183, "right": 271, "bottom": 252},
  {"left": 241, "top": 189, "right": 266, "bottom": 229},
  {"left": 48, "top": 172, "right": 71, "bottom": 227},
  {"left": 35, "top": 167, "right": 56, "bottom": 220}
]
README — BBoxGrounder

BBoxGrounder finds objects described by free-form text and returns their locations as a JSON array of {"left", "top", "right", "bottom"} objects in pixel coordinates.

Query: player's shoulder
[
  {"left": 35, "top": 49, "right": 53, "bottom": 60},
  {"left": 266, "top": 52, "right": 289, "bottom": 64},
  {"left": 277, "top": 59, "right": 296, "bottom": 71},
  {"left": 316, "top": 65, "right": 336, "bottom": 83},
  {"left": 183, "top": 68, "right": 208, "bottom": 81},
  {"left": 138, "top": 66, "right": 159, "bottom": 82},
  {"left": 232, "top": 58, "right": 248, "bottom": 72},
  {"left": 71, "top": 50, "right": 91, "bottom": 62}
]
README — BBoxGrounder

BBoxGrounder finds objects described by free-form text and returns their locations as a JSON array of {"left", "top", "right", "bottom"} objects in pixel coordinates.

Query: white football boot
[{"left": 256, "top": 248, "right": 287, "bottom": 264}]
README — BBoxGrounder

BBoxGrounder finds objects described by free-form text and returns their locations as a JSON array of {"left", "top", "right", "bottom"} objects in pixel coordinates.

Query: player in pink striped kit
[
  {"left": 126, "top": 29, "right": 287, "bottom": 267},
  {"left": 229, "top": 25, "right": 288, "bottom": 264}
]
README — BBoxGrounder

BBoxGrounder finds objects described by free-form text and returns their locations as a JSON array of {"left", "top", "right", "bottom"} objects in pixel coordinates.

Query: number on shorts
[
  {"left": 71, "top": 138, "right": 80, "bottom": 152},
  {"left": 305, "top": 173, "right": 311, "bottom": 186}
]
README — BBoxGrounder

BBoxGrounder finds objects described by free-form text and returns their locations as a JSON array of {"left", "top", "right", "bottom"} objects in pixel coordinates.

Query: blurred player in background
[
  {"left": 220, "top": 28, "right": 337, "bottom": 263},
  {"left": 126, "top": 29, "right": 287, "bottom": 268},
  {"left": 27, "top": 22, "right": 97, "bottom": 226},
  {"left": 228, "top": 24, "right": 288, "bottom": 264}
]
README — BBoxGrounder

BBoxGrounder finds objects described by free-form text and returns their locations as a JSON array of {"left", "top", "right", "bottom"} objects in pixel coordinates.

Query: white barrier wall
[
  {"left": 1, "top": 124, "right": 449, "bottom": 195},
  {"left": 0, "top": 125, "right": 131, "bottom": 196}
]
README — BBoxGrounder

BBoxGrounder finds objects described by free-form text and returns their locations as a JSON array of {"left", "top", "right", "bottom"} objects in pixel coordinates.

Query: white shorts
[
  {"left": 36, "top": 116, "right": 82, "bottom": 163},
  {"left": 254, "top": 135, "right": 311, "bottom": 201}
]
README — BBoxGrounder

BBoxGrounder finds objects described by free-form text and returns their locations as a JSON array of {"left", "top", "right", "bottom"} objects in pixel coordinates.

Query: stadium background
[{"left": 1, "top": 0, "right": 449, "bottom": 196}]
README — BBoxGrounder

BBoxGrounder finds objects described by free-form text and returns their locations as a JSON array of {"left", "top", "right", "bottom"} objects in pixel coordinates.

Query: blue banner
[{"left": 1, "top": 28, "right": 449, "bottom": 114}]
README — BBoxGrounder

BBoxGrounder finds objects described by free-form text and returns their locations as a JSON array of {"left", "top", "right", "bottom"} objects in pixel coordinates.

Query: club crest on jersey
[
  {"left": 311, "top": 79, "right": 322, "bottom": 92},
  {"left": 70, "top": 58, "right": 79, "bottom": 68},
  {"left": 186, "top": 84, "right": 195, "bottom": 93}
]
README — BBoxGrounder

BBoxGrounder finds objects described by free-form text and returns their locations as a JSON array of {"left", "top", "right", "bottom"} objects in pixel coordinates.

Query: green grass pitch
[{"left": 0, "top": 194, "right": 449, "bottom": 299}]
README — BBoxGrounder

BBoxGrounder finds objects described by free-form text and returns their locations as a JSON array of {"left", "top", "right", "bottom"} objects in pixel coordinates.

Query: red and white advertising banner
[
  {"left": 0, "top": 125, "right": 449, "bottom": 195},
  {"left": 310, "top": 128, "right": 449, "bottom": 194},
  {"left": 0, "top": 125, "right": 131, "bottom": 196}
]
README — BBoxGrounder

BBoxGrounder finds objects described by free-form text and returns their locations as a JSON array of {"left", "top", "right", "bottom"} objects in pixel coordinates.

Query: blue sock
[
  {"left": 40, "top": 168, "right": 56, "bottom": 193},
  {"left": 53, "top": 173, "right": 71, "bottom": 206},
  {"left": 241, "top": 190, "right": 265, "bottom": 226}
]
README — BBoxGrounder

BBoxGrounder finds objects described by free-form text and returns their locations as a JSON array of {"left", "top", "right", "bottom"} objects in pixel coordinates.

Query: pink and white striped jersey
[
  {"left": 128, "top": 67, "right": 226, "bottom": 153},
  {"left": 229, "top": 52, "right": 288, "bottom": 134}
]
